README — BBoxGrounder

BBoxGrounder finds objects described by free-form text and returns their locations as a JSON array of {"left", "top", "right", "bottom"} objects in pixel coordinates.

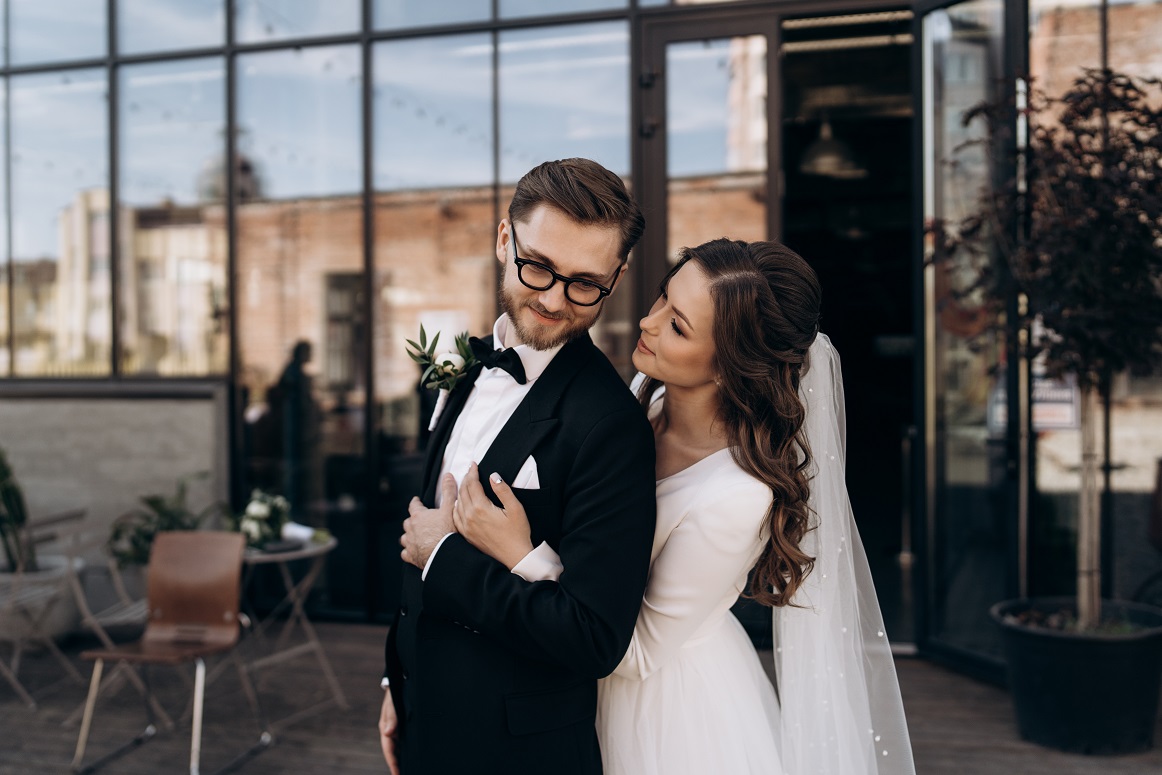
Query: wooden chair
[
  {"left": 71, "top": 531, "right": 273, "bottom": 775},
  {"left": 56, "top": 518, "right": 173, "bottom": 730},
  {"left": 0, "top": 509, "right": 88, "bottom": 709}
]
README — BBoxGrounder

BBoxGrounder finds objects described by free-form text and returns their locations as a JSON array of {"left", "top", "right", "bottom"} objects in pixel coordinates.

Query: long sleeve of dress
[
  {"left": 510, "top": 461, "right": 772, "bottom": 681},
  {"left": 614, "top": 470, "right": 771, "bottom": 680}
]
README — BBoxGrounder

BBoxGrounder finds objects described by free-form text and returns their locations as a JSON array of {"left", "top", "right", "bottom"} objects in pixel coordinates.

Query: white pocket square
[{"left": 512, "top": 456, "right": 540, "bottom": 490}]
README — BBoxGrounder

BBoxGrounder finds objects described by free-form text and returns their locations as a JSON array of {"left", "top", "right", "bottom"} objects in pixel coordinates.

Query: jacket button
[{"left": 400, "top": 606, "right": 408, "bottom": 616}]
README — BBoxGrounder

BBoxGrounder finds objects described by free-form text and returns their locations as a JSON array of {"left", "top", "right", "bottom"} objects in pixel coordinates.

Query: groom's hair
[{"left": 508, "top": 158, "right": 645, "bottom": 264}]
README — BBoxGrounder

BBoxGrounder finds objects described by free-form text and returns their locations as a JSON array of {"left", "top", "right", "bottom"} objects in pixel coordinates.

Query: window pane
[
  {"left": 666, "top": 36, "right": 767, "bottom": 259},
  {"left": 1108, "top": 0, "right": 1162, "bottom": 76},
  {"left": 237, "top": 47, "right": 362, "bottom": 199},
  {"left": 118, "top": 0, "right": 225, "bottom": 55},
  {"left": 501, "top": 0, "right": 625, "bottom": 18},
  {"left": 118, "top": 58, "right": 227, "bottom": 376},
  {"left": 1107, "top": 0, "right": 1162, "bottom": 607},
  {"left": 237, "top": 44, "right": 366, "bottom": 615},
  {"left": 11, "top": 70, "right": 110, "bottom": 376},
  {"left": 498, "top": 21, "right": 629, "bottom": 182},
  {"left": 373, "top": 0, "right": 490, "bottom": 30},
  {"left": 235, "top": 0, "right": 360, "bottom": 43},
  {"left": 1030, "top": 0, "right": 1102, "bottom": 94},
  {"left": 372, "top": 33, "right": 498, "bottom": 615},
  {"left": 374, "top": 34, "right": 492, "bottom": 191},
  {"left": 922, "top": 1, "right": 1008, "bottom": 657},
  {"left": 10, "top": 0, "right": 106, "bottom": 66}
]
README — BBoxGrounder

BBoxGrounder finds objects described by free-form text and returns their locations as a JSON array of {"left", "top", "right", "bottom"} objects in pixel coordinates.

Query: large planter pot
[
  {"left": 0, "top": 554, "right": 84, "bottom": 641},
  {"left": 991, "top": 597, "right": 1162, "bottom": 755}
]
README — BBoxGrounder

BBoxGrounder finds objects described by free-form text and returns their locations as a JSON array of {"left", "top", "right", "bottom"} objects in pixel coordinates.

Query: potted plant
[
  {"left": 107, "top": 472, "right": 227, "bottom": 595},
  {"left": 0, "top": 446, "right": 85, "bottom": 641},
  {"left": 937, "top": 68, "right": 1162, "bottom": 754},
  {"left": 0, "top": 447, "right": 36, "bottom": 574}
]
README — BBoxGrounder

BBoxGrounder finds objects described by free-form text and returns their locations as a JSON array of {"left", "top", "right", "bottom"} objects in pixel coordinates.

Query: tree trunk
[{"left": 1078, "top": 382, "right": 1102, "bottom": 628}]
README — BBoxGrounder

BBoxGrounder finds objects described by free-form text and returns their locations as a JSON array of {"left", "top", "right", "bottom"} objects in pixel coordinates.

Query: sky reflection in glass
[
  {"left": 10, "top": 0, "right": 106, "bottom": 65},
  {"left": 501, "top": 0, "right": 625, "bottom": 19},
  {"left": 374, "top": 0, "right": 491, "bottom": 29},
  {"left": 499, "top": 22, "right": 630, "bottom": 182},
  {"left": 11, "top": 70, "right": 108, "bottom": 260},
  {"left": 237, "top": 46, "right": 362, "bottom": 199},
  {"left": 120, "top": 58, "right": 226, "bottom": 206},
  {"left": 374, "top": 34, "right": 493, "bottom": 191},
  {"left": 118, "top": 0, "right": 225, "bottom": 55},
  {"left": 235, "top": 0, "right": 360, "bottom": 43}
]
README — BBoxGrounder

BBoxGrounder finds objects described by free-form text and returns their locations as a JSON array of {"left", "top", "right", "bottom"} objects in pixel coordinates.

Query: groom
[{"left": 379, "top": 158, "right": 657, "bottom": 774}]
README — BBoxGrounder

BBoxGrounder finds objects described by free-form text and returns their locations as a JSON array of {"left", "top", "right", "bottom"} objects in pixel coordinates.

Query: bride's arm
[
  {"left": 460, "top": 466, "right": 771, "bottom": 680},
  {"left": 453, "top": 463, "right": 563, "bottom": 581},
  {"left": 614, "top": 476, "right": 770, "bottom": 680}
]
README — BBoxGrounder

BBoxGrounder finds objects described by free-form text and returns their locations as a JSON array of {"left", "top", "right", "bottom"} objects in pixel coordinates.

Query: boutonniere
[{"left": 406, "top": 325, "right": 478, "bottom": 430}]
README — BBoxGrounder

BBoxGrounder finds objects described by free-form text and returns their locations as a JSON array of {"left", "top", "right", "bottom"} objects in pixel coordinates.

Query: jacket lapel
[{"left": 475, "top": 334, "right": 592, "bottom": 488}]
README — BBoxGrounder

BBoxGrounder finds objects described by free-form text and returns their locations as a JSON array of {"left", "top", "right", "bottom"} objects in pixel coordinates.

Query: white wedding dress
[
  {"left": 517, "top": 336, "right": 915, "bottom": 775},
  {"left": 596, "top": 446, "right": 784, "bottom": 775}
]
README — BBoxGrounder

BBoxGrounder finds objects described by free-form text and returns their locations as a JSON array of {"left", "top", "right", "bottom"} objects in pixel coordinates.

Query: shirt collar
[{"left": 492, "top": 314, "right": 563, "bottom": 383}]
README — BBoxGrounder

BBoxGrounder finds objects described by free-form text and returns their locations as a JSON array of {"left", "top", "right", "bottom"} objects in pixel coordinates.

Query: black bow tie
[{"left": 469, "top": 337, "right": 527, "bottom": 385}]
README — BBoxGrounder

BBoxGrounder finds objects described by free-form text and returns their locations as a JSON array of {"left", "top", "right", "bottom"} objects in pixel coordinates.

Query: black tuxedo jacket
[{"left": 383, "top": 333, "right": 656, "bottom": 775}]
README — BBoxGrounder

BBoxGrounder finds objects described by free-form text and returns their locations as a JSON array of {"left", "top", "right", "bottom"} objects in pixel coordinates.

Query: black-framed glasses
[{"left": 510, "top": 223, "right": 614, "bottom": 307}]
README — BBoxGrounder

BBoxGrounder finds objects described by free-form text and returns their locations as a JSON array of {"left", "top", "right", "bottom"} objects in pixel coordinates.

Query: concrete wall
[{"left": 0, "top": 385, "right": 230, "bottom": 554}]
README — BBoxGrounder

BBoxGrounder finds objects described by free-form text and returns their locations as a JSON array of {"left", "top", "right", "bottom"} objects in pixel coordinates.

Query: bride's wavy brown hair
[{"left": 637, "top": 238, "right": 821, "bottom": 607}]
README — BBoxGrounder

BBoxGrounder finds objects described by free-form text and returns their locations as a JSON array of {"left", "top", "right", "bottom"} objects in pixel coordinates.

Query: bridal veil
[{"left": 772, "top": 333, "right": 916, "bottom": 774}]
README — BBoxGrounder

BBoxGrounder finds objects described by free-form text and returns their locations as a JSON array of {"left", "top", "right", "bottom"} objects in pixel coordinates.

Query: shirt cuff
[
  {"left": 381, "top": 676, "right": 391, "bottom": 689},
  {"left": 510, "top": 541, "right": 564, "bottom": 582},
  {"left": 421, "top": 532, "right": 455, "bottom": 581}
]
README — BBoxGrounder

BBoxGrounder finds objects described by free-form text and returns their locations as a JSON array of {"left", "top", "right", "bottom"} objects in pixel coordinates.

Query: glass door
[
  {"left": 638, "top": 10, "right": 781, "bottom": 645},
  {"left": 635, "top": 11, "right": 780, "bottom": 315},
  {"left": 916, "top": 0, "right": 1018, "bottom": 674},
  {"left": 638, "top": 7, "right": 922, "bottom": 650}
]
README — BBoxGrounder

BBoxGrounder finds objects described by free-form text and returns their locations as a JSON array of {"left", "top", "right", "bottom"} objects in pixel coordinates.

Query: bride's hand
[{"left": 453, "top": 462, "right": 534, "bottom": 570}]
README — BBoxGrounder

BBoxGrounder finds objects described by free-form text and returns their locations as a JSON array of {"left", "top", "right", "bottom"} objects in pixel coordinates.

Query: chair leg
[
  {"left": 204, "top": 652, "right": 274, "bottom": 775},
  {"left": 63, "top": 661, "right": 174, "bottom": 731},
  {"left": 0, "top": 650, "right": 36, "bottom": 710},
  {"left": 72, "top": 659, "right": 102, "bottom": 770},
  {"left": 71, "top": 659, "right": 159, "bottom": 775},
  {"left": 191, "top": 657, "right": 206, "bottom": 775}
]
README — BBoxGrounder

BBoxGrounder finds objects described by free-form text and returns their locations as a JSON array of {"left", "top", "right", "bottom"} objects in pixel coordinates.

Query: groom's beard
[{"left": 500, "top": 286, "right": 603, "bottom": 351}]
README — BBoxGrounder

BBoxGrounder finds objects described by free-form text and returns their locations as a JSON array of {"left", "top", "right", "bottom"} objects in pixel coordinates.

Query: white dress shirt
[{"left": 420, "top": 315, "right": 563, "bottom": 579}]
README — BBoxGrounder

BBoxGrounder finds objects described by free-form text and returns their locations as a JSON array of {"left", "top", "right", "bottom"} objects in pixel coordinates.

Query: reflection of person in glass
[
  {"left": 379, "top": 159, "right": 656, "bottom": 775},
  {"left": 278, "top": 340, "right": 317, "bottom": 519}
]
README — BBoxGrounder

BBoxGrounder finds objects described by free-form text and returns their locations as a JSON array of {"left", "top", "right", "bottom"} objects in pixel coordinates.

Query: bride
[{"left": 453, "top": 238, "right": 915, "bottom": 774}]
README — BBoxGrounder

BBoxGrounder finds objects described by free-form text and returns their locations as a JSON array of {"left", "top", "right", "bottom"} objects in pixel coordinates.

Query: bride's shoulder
[{"left": 694, "top": 455, "right": 772, "bottom": 513}]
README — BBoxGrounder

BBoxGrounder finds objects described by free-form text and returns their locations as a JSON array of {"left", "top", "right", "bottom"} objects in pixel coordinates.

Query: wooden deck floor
[{"left": 2, "top": 622, "right": 1161, "bottom": 774}]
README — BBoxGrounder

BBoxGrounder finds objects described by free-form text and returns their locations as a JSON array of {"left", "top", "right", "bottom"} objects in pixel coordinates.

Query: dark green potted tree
[{"left": 938, "top": 68, "right": 1162, "bottom": 754}]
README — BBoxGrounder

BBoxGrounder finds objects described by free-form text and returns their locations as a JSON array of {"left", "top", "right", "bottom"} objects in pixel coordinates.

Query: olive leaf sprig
[{"left": 406, "top": 324, "right": 478, "bottom": 392}]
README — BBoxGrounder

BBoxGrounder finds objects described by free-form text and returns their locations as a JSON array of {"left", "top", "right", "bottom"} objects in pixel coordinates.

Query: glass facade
[
  {"left": 497, "top": 22, "right": 630, "bottom": 182},
  {"left": 1027, "top": 0, "right": 1162, "bottom": 606},
  {"left": 118, "top": 58, "right": 227, "bottom": 375},
  {"left": 922, "top": 0, "right": 1008, "bottom": 660},
  {"left": 0, "top": 0, "right": 1155, "bottom": 653},
  {"left": 10, "top": 69, "right": 110, "bottom": 376},
  {"left": 117, "top": 0, "right": 225, "bottom": 55},
  {"left": 9, "top": 0, "right": 106, "bottom": 65}
]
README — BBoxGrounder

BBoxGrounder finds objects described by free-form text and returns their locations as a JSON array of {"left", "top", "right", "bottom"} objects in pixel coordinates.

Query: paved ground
[{"left": 1, "top": 622, "right": 1160, "bottom": 774}]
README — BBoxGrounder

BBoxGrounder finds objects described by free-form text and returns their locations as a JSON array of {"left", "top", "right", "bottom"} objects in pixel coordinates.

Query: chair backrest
[{"left": 143, "top": 531, "right": 245, "bottom": 651}]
